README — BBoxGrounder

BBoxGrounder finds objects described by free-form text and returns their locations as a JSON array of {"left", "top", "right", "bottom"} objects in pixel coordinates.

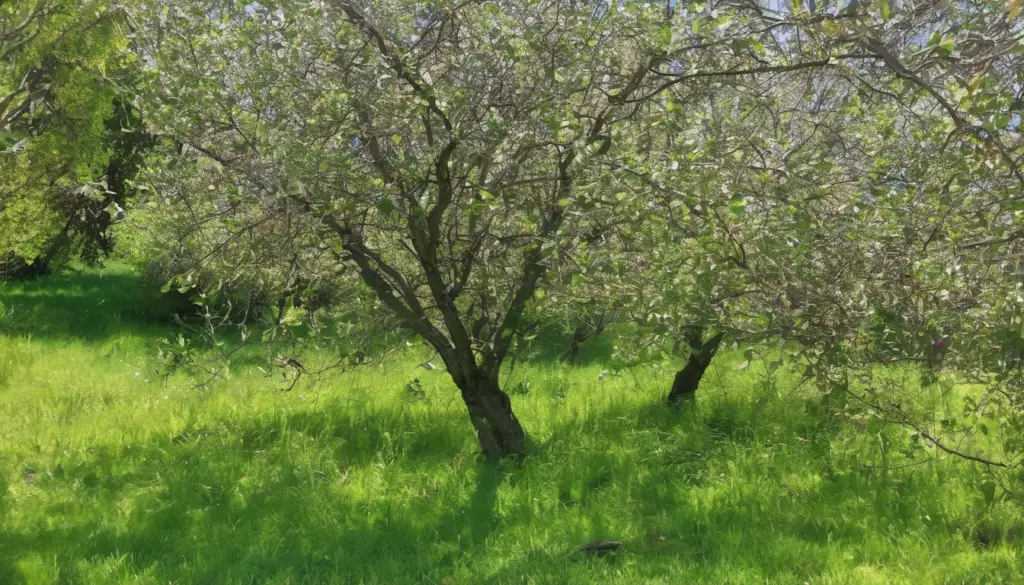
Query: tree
[
  {"left": 136, "top": 0, "right": 884, "bottom": 458},
  {"left": 134, "top": 0, "right": 1024, "bottom": 462},
  {"left": 0, "top": 0, "right": 147, "bottom": 277},
  {"left": 594, "top": 0, "right": 1024, "bottom": 420}
]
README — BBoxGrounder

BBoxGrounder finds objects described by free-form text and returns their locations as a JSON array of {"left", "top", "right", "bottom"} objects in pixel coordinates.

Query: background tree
[
  {"left": 560, "top": 0, "right": 1024, "bottom": 437},
  {"left": 0, "top": 0, "right": 148, "bottom": 277}
]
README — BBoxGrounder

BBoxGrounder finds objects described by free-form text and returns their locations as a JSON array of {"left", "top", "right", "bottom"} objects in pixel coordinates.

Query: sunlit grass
[{"left": 1, "top": 266, "right": 1021, "bottom": 584}]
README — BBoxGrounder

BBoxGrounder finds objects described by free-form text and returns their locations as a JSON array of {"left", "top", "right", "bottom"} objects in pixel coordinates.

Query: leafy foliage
[
  {"left": 0, "top": 0, "right": 145, "bottom": 275},
  {"left": 110, "top": 0, "right": 1024, "bottom": 462}
]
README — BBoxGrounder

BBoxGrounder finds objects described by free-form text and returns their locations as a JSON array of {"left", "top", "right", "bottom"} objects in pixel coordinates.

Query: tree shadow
[
  {"left": 427, "top": 463, "right": 504, "bottom": 572},
  {"left": 0, "top": 471, "right": 26, "bottom": 585},
  {"left": 0, "top": 388, "right": 992, "bottom": 584},
  {"left": 478, "top": 396, "right": 944, "bottom": 583},
  {"left": 0, "top": 268, "right": 182, "bottom": 342},
  {"left": 514, "top": 322, "right": 618, "bottom": 367},
  {"left": 0, "top": 397, "right": 507, "bottom": 585}
]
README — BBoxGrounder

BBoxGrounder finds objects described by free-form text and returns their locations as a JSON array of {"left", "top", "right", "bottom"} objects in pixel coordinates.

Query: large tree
[
  {"left": 134, "top": 0, "right": 1024, "bottom": 460},
  {"left": 589, "top": 0, "right": 1024, "bottom": 419},
  {"left": 136, "top": 0, "right": 879, "bottom": 458}
]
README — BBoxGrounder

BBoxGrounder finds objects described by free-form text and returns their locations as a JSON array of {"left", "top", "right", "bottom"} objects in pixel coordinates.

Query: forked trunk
[
  {"left": 666, "top": 332, "right": 725, "bottom": 408},
  {"left": 459, "top": 379, "right": 526, "bottom": 460}
]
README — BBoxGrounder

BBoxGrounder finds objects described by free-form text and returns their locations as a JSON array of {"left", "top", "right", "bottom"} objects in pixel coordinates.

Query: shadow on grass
[
  {"left": 480, "top": 395, "right": 959, "bottom": 583},
  {"left": 514, "top": 322, "right": 619, "bottom": 366},
  {"left": 0, "top": 268, "right": 624, "bottom": 370},
  {"left": 0, "top": 268, "right": 186, "bottom": 342},
  {"left": 0, "top": 399, "right": 508, "bottom": 585},
  {"left": 1, "top": 389, "right": 1009, "bottom": 584},
  {"left": 2, "top": 270, "right": 1011, "bottom": 583},
  {"left": 0, "top": 471, "right": 26, "bottom": 585}
]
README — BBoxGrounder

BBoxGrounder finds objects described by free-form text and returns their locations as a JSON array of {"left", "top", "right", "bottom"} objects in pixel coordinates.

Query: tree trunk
[
  {"left": 666, "top": 332, "right": 725, "bottom": 408},
  {"left": 562, "top": 310, "right": 612, "bottom": 363},
  {"left": 562, "top": 323, "right": 589, "bottom": 363},
  {"left": 458, "top": 378, "right": 527, "bottom": 460},
  {"left": 0, "top": 255, "right": 50, "bottom": 279}
]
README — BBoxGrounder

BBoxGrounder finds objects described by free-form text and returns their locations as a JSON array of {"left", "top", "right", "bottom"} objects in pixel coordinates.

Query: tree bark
[
  {"left": 666, "top": 331, "right": 725, "bottom": 408},
  {"left": 458, "top": 377, "right": 527, "bottom": 460},
  {"left": 562, "top": 323, "right": 589, "bottom": 363}
]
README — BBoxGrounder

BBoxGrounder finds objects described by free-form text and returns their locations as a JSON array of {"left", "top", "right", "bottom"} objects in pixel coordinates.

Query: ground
[{"left": 0, "top": 266, "right": 1021, "bottom": 584}]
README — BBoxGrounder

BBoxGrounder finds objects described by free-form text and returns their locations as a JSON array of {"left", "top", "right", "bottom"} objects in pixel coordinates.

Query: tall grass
[{"left": 1, "top": 266, "right": 1021, "bottom": 585}]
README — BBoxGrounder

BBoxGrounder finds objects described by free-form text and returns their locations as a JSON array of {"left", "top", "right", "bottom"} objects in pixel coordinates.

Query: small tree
[{"left": 597, "top": 0, "right": 1024, "bottom": 416}]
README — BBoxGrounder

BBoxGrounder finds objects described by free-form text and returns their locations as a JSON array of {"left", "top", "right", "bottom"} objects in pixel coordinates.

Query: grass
[{"left": 1, "top": 265, "right": 1022, "bottom": 585}]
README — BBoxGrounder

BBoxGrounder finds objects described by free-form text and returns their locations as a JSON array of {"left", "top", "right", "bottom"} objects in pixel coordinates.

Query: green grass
[{"left": 1, "top": 266, "right": 1022, "bottom": 585}]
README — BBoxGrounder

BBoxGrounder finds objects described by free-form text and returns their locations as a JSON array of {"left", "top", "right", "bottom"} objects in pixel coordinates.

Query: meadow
[{"left": 1, "top": 266, "right": 1022, "bottom": 585}]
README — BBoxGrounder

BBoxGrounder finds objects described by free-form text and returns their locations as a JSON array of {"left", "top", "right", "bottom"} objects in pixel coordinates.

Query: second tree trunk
[{"left": 666, "top": 331, "right": 725, "bottom": 408}]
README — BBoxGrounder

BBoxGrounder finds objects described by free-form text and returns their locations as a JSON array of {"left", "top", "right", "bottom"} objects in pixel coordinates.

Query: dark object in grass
[
  {"left": 667, "top": 329, "right": 725, "bottom": 408},
  {"left": 578, "top": 540, "right": 622, "bottom": 557}
]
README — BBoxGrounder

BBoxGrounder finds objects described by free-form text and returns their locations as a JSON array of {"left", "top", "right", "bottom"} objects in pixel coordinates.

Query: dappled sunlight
[
  {"left": 5, "top": 0, "right": 1024, "bottom": 581},
  {"left": 2, "top": 277, "right": 1021, "bottom": 583}
]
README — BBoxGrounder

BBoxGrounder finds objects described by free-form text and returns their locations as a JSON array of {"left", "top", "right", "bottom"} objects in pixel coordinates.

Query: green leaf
[
  {"left": 978, "top": 479, "right": 997, "bottom": 507},
  {"left": 938, "top": 35, "right": 955, "bottom": 58},
  {"left": 879, "top": 0, "right": 891, "bottom": 21},
  {"left": 728, "top": 197, "right": 747, "bottom": 214},
  {"left": 377, "top": 197, "right": 396, "bottom": 216}
]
